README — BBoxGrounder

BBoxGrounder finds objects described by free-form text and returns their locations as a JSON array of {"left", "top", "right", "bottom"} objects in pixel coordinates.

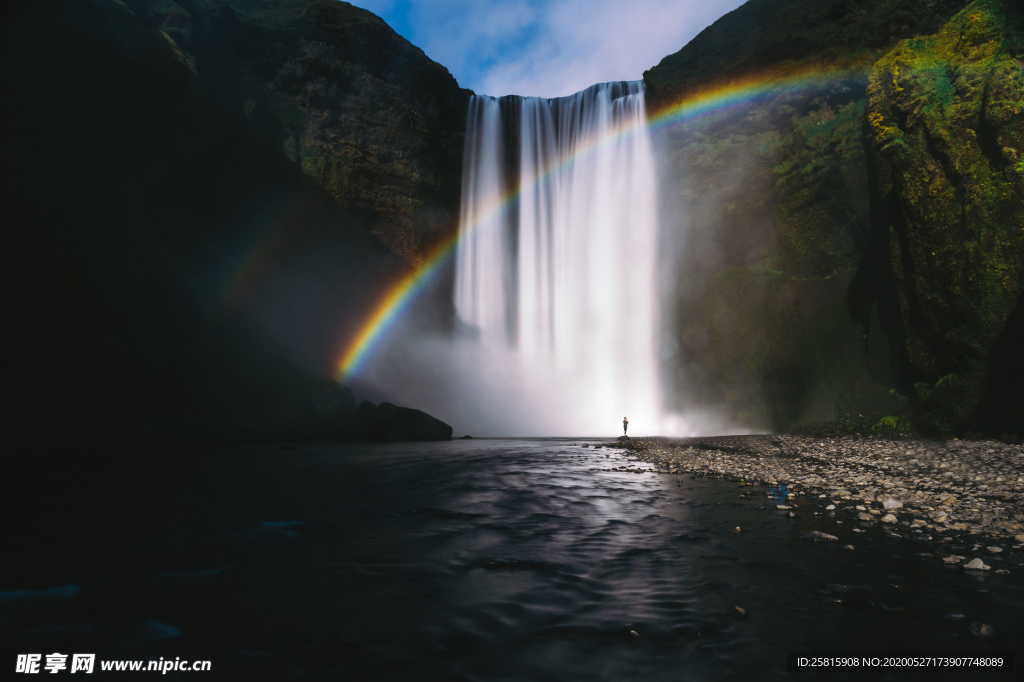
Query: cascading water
[{"left": 454, "top": 81, "right": 662, "bottom": 436}]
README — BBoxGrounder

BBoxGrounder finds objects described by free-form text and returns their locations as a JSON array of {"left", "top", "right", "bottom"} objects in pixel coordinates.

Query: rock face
[
  {"left": 646, "top": 0, "right": 969, "bottom": 103},
  {"left": 130, "top": 0, "right": 469, "bottom": 264},
  {"left": 4, "top": 0, "right": 463, "bottom": 444},
  {"left": 867, "top": 0, "right": 1024, "bottom": 432},
  {"left": 644, "top": 0, "right": 1023, "bottom": 433}
]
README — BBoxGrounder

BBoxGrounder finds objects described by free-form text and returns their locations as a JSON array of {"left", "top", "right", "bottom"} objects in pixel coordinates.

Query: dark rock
[
  {"left": 136, "top": 0, "right": 470, "bottom": 264},
  {"left": 969, "top": 622, "right": 996, "bottom": 638},
  {"left": 353, "top": 401, "right": 452, "bottom": 442},
  {"left": 3, "top": 0, "right": 466, "bottom": 445}
]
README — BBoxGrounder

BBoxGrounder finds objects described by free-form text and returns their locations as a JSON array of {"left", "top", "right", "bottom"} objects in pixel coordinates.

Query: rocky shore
[{"left": 619, "top": 435, "right": 1024, "bottom": 573}]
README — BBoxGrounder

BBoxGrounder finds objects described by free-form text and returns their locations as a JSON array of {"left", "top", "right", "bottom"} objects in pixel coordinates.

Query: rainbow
[
  {"left": 334, "top": 227, "right": 463, "bottom": 378},
  {"left": 336, "top": 63, "right": 861, "bottom": 380}
]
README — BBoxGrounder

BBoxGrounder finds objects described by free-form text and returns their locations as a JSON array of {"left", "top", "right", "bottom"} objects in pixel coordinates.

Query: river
[{"left": 2, "top": 439, "right": 1020, "bottom": 680}]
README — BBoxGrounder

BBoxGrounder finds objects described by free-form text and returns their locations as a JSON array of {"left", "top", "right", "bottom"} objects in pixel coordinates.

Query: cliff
[
  {"left": 3, "top": 0, "right": 462, "bottom": 444},
  {"left": 644, "top": 0, "right": 1023, "bottom": 434},
  {"left": 5, "top": 0, "right": 1020, "bottom": 441},
  {"left": 128, "top": 0, "right": 470, "bottom": 264},
  {"left": 866, "top": 0, "right": 1024, "bottom": 432}
]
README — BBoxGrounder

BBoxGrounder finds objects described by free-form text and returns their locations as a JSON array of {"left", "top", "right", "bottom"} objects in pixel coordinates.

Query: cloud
[
  {"left": 350, "top": 0, "right": 745, "bottom": 98},
  {"left": 476, "top": 0, "right": 746, "bottom": 97},
  {"left": 401, "top": 0, "right": 538, "bottom": 86}
]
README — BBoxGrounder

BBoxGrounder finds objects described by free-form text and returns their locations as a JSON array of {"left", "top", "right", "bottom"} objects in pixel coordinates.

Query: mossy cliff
[
  {"left": 867, "top": 0, "right": 1024, "bottom": 431},
  {"left": 645, "top": 0, "right": 1023, "bottom": 433}
]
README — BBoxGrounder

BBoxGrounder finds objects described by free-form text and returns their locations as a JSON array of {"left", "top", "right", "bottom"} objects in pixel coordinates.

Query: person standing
[{"left": 622, "top": 416, "right": 629, "bottom": 436}]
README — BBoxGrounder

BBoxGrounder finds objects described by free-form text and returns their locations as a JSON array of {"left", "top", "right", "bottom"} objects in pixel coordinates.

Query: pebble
[
  {"left": 620, "top": 435, "right": 1024, "bottom": 563},
  {"left": 843, "top": 544, "right": 855, "bottom": 551},
  {"left": 942, "top": 555, "right": 966, "bottom": 564},
  {"left": 962, "top": 558, "right": 991, "bottom": 571},
  {"left": 985, "top": 546, "right": 1002, "bottom": 553},
  {"left": 807, "top": 530, "right": 839, "bottom": 542},
  {"left": 734, "top": 606, "right": 747, "bottom": 617},
  {"left": 968, "top": 622, "right": 995, "bottom": 638}
]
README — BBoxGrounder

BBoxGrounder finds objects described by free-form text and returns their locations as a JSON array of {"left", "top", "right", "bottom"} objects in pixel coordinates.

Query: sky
[{"left": 349, "top": 0, "right": 747, "bottom": 98}]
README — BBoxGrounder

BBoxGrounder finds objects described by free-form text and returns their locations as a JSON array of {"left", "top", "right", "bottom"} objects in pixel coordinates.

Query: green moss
[
  {"left": 770, "top": 98, "right": 869, "bottom": 279},
  {"left": 650, "top": 0, "right": 1021, "bottom": 432},
  {"left": 865, "top": 0, "right": 1024, "bottom": 432},
  {"left": 872, "top": 414, "right": 912, "bottom": 435}
]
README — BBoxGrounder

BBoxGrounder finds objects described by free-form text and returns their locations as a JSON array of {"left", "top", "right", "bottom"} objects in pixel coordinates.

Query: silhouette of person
[{"left": 623, "top": 416, "right": 629, "bottom": 436}]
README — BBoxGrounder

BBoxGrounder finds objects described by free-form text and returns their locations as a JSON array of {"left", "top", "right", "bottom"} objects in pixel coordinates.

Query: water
[
  {"left": 454, "top": 83, "right": 661, "bottom": 436},
  {"left": 2, "top": 441, "right": 1021, "bottom": 680}
]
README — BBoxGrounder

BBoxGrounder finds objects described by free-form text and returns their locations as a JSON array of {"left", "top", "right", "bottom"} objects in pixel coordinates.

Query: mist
[{"left": 349, "top": 81, "right": 758, "bottom": 438}]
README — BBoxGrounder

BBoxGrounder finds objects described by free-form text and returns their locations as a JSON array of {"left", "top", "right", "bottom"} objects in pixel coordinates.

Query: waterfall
[{"left": 454, "top": 82, "right": 662, "bottom": 436}]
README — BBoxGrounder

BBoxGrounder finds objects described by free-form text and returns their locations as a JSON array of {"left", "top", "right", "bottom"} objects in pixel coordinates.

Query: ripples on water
[{"left": 2, "top": 440, "right": 1021, "bottom": 680}]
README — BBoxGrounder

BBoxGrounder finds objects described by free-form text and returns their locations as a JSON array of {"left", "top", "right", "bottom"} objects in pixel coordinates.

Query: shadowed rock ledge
[{"left": 352, "top": 402, "right": 453, "bottom": 441}]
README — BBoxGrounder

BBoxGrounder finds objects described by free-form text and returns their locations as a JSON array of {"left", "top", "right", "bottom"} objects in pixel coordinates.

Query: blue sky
[{"left": 349, "top": 0, "right": 747, "bottom": 98}]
